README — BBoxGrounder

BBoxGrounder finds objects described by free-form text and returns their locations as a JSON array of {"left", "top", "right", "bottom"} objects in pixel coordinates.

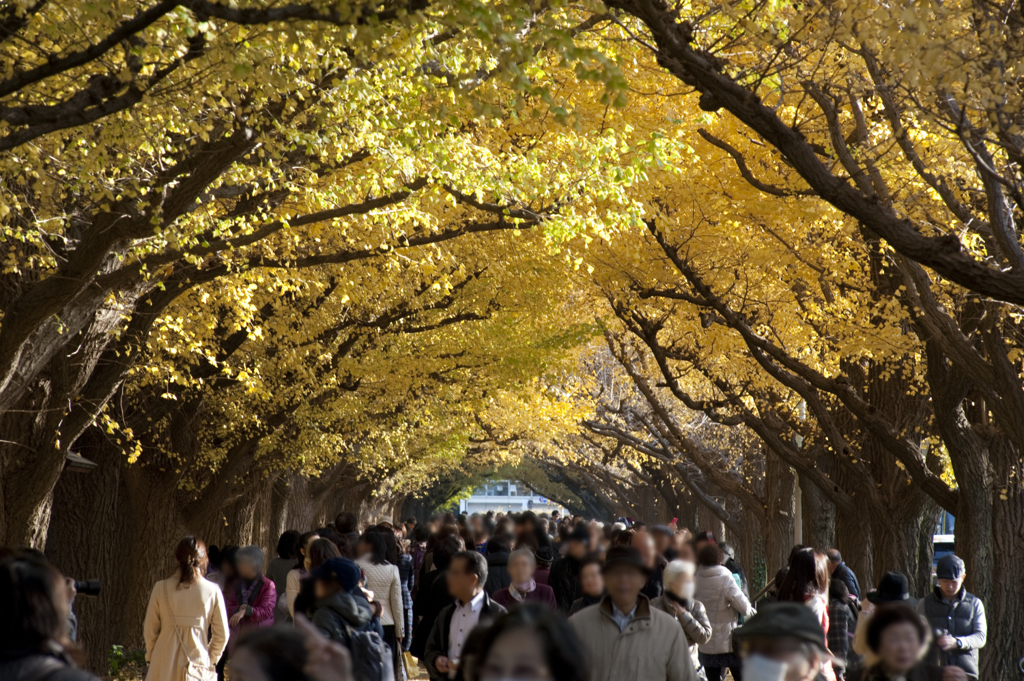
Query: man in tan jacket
[{"left": 569, "top": 546, "right": 695, "bottom": 681}]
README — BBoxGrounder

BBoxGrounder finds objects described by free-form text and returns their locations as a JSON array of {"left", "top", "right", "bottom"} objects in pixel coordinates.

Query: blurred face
[
  {"left": 580, "top": 563, "right": 604, "bottom": 597},
  {"left": 237, "top": 559, "right": 259, "bottom": 581},
  {"left": 605, "top": 565, "right": 644, "bottom": 606},
  {"left": 567, "top": 538, "right": 588, "bottom": 560},
  {"left": 675, "top": 544, "right": 696, "bottom": 563},
  {"left": 743, "top": 637, "right": 819, "bottom": 681},
  {"left": 938, "top": 575, "right": 965, "bottom": 600},
  {"left": 631, "top": 533, "right": 656, "bottom": 568},
  {"left": 509, "top": 554, "right": 536, "bottom": 584},
  {"left": 667, "top": 572, "right": 694, "bottom": 599},
  {"left": 230, "top": 647, "right": 271, "bottom": 681},
  {"left": 479, "top": 628, "right": 550, "bottom": 681},
  {"left": 446, "top": 557, "right": 480, "bottom": 602},
  {"left": 876, "top": 622, "right": 923, "bottom": 674},
  {"left": 653, "top": 533, "right": 671, "bottom": 554}
]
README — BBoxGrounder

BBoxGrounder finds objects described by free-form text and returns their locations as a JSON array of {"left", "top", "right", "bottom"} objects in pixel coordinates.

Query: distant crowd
[{"left": 1, "top": 509, "right": 985, "bottom": 681}]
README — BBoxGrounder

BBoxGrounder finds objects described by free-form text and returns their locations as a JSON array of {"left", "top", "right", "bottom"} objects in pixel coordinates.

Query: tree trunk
[
  {"left": 801, "top": 480, "right": 835, "bottom": 549},
  {"left": 47, "top": 433, "right": 186, "bottom": 671}
]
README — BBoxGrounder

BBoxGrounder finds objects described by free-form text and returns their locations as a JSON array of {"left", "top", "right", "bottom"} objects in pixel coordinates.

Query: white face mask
[
  {"left": 679, "top": 582, "right": 695, "bottom": 600},
  {"left": 742, "top": 654, "right": 788, "bottom": 681}
]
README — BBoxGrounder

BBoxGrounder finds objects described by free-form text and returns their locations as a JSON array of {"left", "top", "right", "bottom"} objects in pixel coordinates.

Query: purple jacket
[
  {"left": 226, "top": 575, "right": 277, "bottom": 644},
  {"left": 491, "top": 583, "right": 557, "bottom": 610}
]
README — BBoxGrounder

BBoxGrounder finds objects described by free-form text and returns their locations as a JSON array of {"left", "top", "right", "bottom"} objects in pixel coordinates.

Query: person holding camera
[
  {"left": 0, "top": 551, "right": 101, "bottom": 681},
  {"left": 143, "top": 536, "right": 230, "bottom": 681}
]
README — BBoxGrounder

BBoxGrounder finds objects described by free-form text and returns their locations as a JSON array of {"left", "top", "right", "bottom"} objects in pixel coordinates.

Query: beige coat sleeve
[
  {"left": 286, "top": 570, "right": 301, "bottom": 618},
  {"left": 852, "top": 612, "right": 871, "bottom": 656},
  {"left": 725, "top": 577, "right": 755, "bottom": 618},
  {"left": 208, "top": 587, "right": 230, "bottom": 666},
  {"left": 667, "top": 621, "right": 698, "bottom": 681},
  {"left": 389, "top": 566, "right": 404, "bottom": 640},
  {"left": 143, "top": 582, "right": 162, "bottom": 663}
]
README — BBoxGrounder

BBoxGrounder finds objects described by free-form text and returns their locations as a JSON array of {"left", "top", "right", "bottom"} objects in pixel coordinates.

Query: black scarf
[{"left": 664, "top": 590, "right": 692, "bottom": 610}]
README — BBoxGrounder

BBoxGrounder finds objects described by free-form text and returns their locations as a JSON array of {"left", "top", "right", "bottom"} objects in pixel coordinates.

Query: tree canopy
[{"left": 2, "top": 0, "right": 1023, "bottom": 675}]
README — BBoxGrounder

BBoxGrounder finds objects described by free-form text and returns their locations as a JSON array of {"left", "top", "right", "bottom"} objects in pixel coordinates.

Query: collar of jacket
[
  {"left": 931, "top": 585, "right": 967, "bottom": 604},
  {"left": 599, "top": 594, "right": 653, "bottom": 628},
  {"left": 440, "top": 592, "right": 499, "bottom": 646}
]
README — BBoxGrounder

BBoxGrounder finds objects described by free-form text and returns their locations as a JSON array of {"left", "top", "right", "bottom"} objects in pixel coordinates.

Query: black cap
[
  {"left": 311, "top": 558, "right": 361, "bottom": 592},
  {"left": 734, "top": 602, "right": 828, "bottom": 652},
  {"left": 601, "top": 546, "right": 652, "bottom": 577},
  {"left": 535, "top": 546, "right": 556, "bottom": 567},
  {"left": 866, "top": 571, "right": 915, "bottom": 605},
  {"left": 935, "top": 554, "right": 965, "bottom": 580}
]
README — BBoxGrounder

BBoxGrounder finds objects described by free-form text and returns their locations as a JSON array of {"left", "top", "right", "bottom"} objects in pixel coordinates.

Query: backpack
[{"left": 344, "top": 625, "right": 395, "bottom": 681}]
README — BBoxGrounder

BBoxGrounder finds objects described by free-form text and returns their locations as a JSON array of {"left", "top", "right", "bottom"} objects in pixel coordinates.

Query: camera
[{"left": 74, "top": 579, "right": 101, "bottom": 597}]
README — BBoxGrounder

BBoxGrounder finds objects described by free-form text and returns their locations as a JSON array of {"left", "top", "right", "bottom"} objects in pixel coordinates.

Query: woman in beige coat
[{"left": 144, "top": 537, "right": 230, "bottom": 681}]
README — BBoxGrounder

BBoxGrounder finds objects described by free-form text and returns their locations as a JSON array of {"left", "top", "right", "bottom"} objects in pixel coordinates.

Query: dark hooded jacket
[
  {"left": 549, "top": 554, "right": 584, "bottom": 614},
  {"left": 483, "top": 553, "right": 511, "bottom": 596},
  {"left": 311, "top": 590, "right": 383, "bottom": 646}
]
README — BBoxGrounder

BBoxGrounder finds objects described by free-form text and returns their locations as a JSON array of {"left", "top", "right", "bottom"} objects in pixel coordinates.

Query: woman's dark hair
[
  {"left": 433, "top": 534, "right": 464, "bottom": 571},
  {"left": 474, "top": 603, "right": 589, "bottom": 681},
  {"left": 175, "top": 536, "right": 206, "bottom": 585},
  {"left": 294, "top": 531, "right": 319, "bottom": 566},
  {"left": 335, "top": 512, "right": 358, "bottom": 535},
  {"left": 614, "top": 529, "right": 635, "bottom": 547},
  {"left": 778, "top": 547, "right": 829, "bottom": 602},
  {"left": 234, "top": 625, "right": 310, "bottom": 681},
  {"left": 866, "top": 604, "right": 927, "bottom": 653},
  {"left": 486, "top": 533, "right": 513, "bottom": 555},
  {"left": 697, "top": 543, "right": 725, "bottom": 568},
  {"left": 0, "top": 553, "right": 69, "bottom": 653},
  {"left": 579, "top": 552, "right": 604, "bottom": 572},
  {"left": 365, "top": 526, "right": 399, "bottom": 564},
  {"left": 829, "top": 577, "right": 850, "bottom": 601},
  {"left": 307, "top": 538, "right": 341, "bottom": 571},
  {"left": 412, "top": 524, "right": 432, "bottom": 543},
  {"left": 219, "top": 545, "right": 239, "bottom": 574},
  {"left": 359, "top": 530, "right": 391, "bottom": 566},
  {"left": 275, "top": 530, "right": 301, "bottom": 560}
]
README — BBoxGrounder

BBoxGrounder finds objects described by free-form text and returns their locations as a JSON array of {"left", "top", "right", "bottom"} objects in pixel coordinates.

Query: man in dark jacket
[
  {"left": 482, "top": 534, "right": 513, "bottom": 595},
  {"left": 550, "top": 523, "right": 590, "bottom": 613},
  {"left": 411, "top": 534, "right": 461, "bottom": 659},
  {"left": 827, "top": 549, "right": 862, "bottom": 600},
  {"left": 424, "top": 551, "right": 506, "bottom": 681},
  {"left": 916, "top": 555, "right": 986, "bottom": 679}
]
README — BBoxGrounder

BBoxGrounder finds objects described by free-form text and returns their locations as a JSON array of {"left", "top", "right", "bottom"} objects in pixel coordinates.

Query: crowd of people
[{"left": 0, "top": 510, "right": 988, "bottom": 681}]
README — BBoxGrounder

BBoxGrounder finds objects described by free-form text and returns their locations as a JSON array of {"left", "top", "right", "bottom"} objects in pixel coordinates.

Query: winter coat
[
  {"left": 423, "top": 593, "right": 506, "bottom": 681},
  {"left": 650, "top": 594, "right": 713, "bottom": 671},
  {"left": 549, "top": 555, "right": 583, "bottom": 614},
  {"left": 694, "top": 564, "right": 754, "bottom": 655},
  {"left": 533, "top": 566, "right": 551, "bottom": 586},
  {"left": 490, "top": 583, "right": 557, "bottom": 610},
  {"left": 225, "top": 575, "right": 276, "bottom": 646},
  {"left": 483, "top": 553, "right": 511, "bottom": 595},
  {"left": 828, "top": 596, "right": 857, "bottom": 670},
  {"left": 916, "top": 586, "right": 986, "bottom": 678},
  {"left": 410, "top": 569, "right": 453, "bottom": 659},
  {"left": 0, "top": 651, "right": 100, "bottom": 681},
  {"left": 311, "top": 590, "right": 379, "bottom": 643},
  {"left": 569, "top": 595, "right": 696, "bottom": 681},
  {"left": 832, "top": 562, "right": 861, "bottom": 600},
  {"left": 356, "top": 560, "right": 404, "bottom": 640},
  {"left": 143, "top": 575, "right": 229, "bottom": 681}
]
